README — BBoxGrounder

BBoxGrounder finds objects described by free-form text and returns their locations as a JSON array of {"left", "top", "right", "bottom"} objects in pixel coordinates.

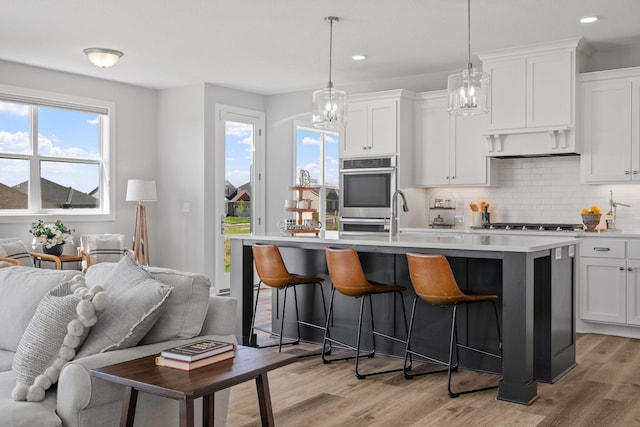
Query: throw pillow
[
  {"left": 0, "top": 267, "right": 80, "bottom": 353},
  {"left": 75, "top": 254, "right": 172, "bottom": 358},
  {"left": 80, "top": 234, "right": 125, "bottom": 268},
  {"left": 139, "top": 267, "right": 211, "bottom": 344},
  {"left": 0, "top": 238, "right": 34, "bottom": 267},
  {"left": 11, "top": 275, "right": 109, "bottom": 402}
]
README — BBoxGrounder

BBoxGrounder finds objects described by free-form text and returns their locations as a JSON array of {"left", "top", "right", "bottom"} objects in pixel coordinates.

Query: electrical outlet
[
  {"left": 568, "top": 245, "right": 575, "bottom": 257},
  {"left": 555, "top": 247, "right": 562, "bottom": 260}
]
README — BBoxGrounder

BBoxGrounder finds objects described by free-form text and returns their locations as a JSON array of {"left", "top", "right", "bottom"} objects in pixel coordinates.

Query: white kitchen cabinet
[
  {"left": 477, "top": 39, "right": 582, "bottom": 157},
  {"left": 343, "top": 92, "right": 406, "bottom": 157},
  {"left": 479, "top": 40, "right": 577, "bottom": 132},
  {"left": 414, "top": 91, "right": 492, "bottom": 187},
  {"left": 579, "top": 238, "right": 640, "bottom": 326},
  {"left": 579, "top": 67, "right": 640, "bottom": 183}
]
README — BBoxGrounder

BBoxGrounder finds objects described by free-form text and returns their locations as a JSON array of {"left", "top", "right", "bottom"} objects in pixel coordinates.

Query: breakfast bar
[{"left": 229, "top": 232, "right": 579, "bottom": 405}]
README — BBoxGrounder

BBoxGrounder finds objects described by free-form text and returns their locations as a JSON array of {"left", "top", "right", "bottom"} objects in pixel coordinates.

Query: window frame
[
  {"left": 0, "top": 84, "right": 115, "bottom": 222},
  {"left": 293, "top": 121, "right": 341, "bottom": 229}
]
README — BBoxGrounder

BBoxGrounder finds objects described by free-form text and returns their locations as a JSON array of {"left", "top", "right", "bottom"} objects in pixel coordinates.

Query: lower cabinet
[{"left": 579, "top": 238, "right": 640, "bottom": 326}]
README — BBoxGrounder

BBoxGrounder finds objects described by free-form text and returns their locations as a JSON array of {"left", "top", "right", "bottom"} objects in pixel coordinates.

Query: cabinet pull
[
  {"left": 634, "top": 171, "right": 639, "bottom": 175},
  {"left": 593, "top": 247, "right": 610, "bottom": 251},
  {"left": 625, "top": 171, "right": 631, "bottom": 175}
]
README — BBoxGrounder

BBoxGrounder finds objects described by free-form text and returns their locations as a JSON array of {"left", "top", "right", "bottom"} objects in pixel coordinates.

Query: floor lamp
[{"left": 126, "top": 179, "right": 157, "bottom": 266}]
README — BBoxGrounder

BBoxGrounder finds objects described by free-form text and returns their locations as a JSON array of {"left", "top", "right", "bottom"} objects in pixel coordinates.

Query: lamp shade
[
  {"left": 126, "top": 180, "right": 157, "bottom": 202},
  {"left": 83, "top": 48, "right": 123, "bottom": 68},
  {"left": 447, "top": 67, "right": 490, "bottom": 115}
]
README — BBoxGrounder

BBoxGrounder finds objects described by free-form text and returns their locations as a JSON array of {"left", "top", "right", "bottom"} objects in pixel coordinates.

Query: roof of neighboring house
[
  {"left": 0, "top": 182, "right": 57, "bottom": 209},
  {"left": 228, "top": 188, "right": 251, "bottom": 202},
  {"left": 13, "top": 178, "right": 98, "bottom": 208}
]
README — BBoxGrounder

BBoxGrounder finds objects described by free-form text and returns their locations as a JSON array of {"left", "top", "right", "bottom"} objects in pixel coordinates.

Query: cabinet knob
[
  {"left": 451, "top": 176, "right": 455, "bottom": 180},
  {"left": 620, "top": 267, "right": 625, "bottom": 271},
  {"left": 445, "top": 176, "right": 449, "bottom": 180},
  {"left": 629, "top": 267, "right": 633, "bottom": 271}
]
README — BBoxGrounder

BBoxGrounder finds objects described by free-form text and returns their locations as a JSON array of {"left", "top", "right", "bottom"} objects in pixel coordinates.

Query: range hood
[{"left": 484, "top": 126, "right": 579, "bottom": 158}]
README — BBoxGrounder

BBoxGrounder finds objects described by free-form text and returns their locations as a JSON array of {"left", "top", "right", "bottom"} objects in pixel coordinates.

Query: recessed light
[
  {"left": 580, "top": 16, "right": 598, "bottom": 24},
  {"left": 352, "top": 54, "right": 367, "bottom": 61}
]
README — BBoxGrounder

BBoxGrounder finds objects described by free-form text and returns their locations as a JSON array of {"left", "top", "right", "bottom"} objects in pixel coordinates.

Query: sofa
[{"left": 0, "top": 258, "right": 238, "bottom": 427}]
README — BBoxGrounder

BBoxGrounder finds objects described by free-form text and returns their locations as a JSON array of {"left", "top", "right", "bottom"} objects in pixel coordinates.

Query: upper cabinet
[
  {"left": 478, "top": 38, "right": 584, "bottom": 157},
  {"left": 342, "top": 89, "right": 413, "bottom": 158},
  {"left": 342, "top": 89, "right": 415, "bottom": 189},
  {"left": 579, "top": 67, "right": 640, "bottom": 183},
  {"left": 414, "top": 91, "right": 493, "bottom": 187}
]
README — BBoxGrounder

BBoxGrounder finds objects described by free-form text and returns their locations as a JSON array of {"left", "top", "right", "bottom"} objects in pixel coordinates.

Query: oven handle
[
  {"left": 340, "top": 217, "right": 390, "bottom": 224},
  {"left": 340, "top": 167, "right": 396, "bottom": 174}
]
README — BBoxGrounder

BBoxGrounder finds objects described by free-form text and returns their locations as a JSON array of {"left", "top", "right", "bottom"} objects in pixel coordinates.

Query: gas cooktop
[{"left": 483, "top": 223, "right": 583, "bottom": 232}]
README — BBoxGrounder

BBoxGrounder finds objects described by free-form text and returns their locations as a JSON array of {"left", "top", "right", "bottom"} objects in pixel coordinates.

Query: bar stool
[
  {"left": 403, "top": 253, "right": 502, "bottom": 398},
  {"left": 323, "top": 247, "right": 409, "bottom": 379},
  {"left": 251, "top": 244, "right": 328, "bottom": 352}
]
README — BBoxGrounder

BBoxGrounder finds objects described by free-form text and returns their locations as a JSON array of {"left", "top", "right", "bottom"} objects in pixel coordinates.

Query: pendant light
[
  {"left": 312, "top": 16, "right": 347, "bottom": 129},
  {"left": 447, "top": 0, "right": 489, "bottom": 115}
]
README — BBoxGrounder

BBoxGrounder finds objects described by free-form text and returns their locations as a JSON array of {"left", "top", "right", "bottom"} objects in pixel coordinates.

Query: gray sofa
[{"left": 0, "top": 262, "right": 238, "bottom": 427}]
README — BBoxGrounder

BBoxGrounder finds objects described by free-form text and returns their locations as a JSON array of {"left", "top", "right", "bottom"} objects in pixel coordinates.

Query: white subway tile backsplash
[{"left": 412, "top": 156, "right": 640, "bottom": 230}]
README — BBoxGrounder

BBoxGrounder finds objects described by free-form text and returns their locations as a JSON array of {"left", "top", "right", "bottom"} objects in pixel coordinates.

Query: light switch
[
  {"left": 555, "top": 247, "right": 562, "bottom": 260},
  {"left": 568, "top": 245, "right": 575, "bottom": 257},
  {"left": 183, "top": 202, "right": 191, "bottom": 213}
]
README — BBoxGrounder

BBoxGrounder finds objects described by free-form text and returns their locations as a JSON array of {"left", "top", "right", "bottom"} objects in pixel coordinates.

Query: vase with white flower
[{"left": 29, "top": 220, "right": 74, "bottom": 256}]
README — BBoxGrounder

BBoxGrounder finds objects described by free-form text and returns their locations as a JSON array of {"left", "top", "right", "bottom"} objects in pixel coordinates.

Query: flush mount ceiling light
[
  {"left": 580, "top": 16, "right": 599, "bottom": 24},
  {"left": 83, "top": 48, "right": 124, "bottom": 68},
  {"left": 447, "top": 0, "right": 489, "bottom": 116},
  {"left": 312, "top": 16, "right": 347, "bottom": 129}
]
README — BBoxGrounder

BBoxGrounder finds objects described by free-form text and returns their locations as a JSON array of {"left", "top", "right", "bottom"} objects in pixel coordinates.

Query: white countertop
[{"left": 231, "top": 231, "right": 578, "bottom": 253}]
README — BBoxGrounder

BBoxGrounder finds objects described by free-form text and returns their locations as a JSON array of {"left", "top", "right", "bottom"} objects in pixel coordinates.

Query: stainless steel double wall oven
[{"left": 339, "top": 156, "right": 396, "bottom": 234}]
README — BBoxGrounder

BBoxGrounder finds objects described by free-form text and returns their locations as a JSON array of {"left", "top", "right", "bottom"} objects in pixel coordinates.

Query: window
[
  {"left": 0, "top": 86, "right": 113, "bottom": 216},
  {"left": 295, "top": 123, "right": 339, "bottom": 230}
]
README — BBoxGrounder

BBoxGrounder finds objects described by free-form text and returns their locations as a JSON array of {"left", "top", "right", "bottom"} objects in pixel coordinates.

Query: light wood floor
[{"left": 227, "top": 291, "right": 640, "bottom": 426}]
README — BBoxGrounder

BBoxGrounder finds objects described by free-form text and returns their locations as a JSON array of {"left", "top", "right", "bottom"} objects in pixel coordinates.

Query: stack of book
[{"left": 155, "top": 339, "right": 235, "bottom": 371}]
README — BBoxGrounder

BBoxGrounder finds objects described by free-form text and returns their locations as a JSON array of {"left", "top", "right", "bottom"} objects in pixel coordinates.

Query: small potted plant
[
  {"left": 29, "top": 220, "right": 74, "bottom": 256},
  {"left": 581, "top": 206, "right": 602, "bottom": 232}
]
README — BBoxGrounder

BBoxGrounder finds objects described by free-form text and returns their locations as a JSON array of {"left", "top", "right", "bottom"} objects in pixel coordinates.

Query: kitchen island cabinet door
[
  {"left": 626, "top": 259, "right": 640, "bottom": 326},
  {"left": 580, "top": 78, "right": 634, "bottom": 183},
  {"left": 579, "top": 256, "right": 627, "bottom": 324}
]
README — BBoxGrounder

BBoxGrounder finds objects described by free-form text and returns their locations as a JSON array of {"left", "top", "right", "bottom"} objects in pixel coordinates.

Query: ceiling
[{"left": 3, "top": 0, "right": 640, "bottom": 95}]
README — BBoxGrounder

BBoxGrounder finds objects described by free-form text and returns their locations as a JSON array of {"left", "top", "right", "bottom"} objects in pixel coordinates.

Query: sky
[
  {"left": 295, "top": 127, "right": 339, "bottom": 187},
  {"left": 0, "top": 101, "right": 100, "bottom": 193}
]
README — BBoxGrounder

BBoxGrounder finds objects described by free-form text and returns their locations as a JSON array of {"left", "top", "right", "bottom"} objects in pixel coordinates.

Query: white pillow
[
  {"left": 0, "top": 238, "right": 34, "bottom": 267},
  {"left": 11, "top": 275, "right": 109, "bottom": 401},
  {"left": 76, "top": 255, "right": 172, "bottom": 358}
]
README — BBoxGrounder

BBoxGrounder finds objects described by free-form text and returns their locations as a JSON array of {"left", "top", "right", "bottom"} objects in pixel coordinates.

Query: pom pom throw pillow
[{"left": 11, "top": 274, "right": 109, "bottom": 402}]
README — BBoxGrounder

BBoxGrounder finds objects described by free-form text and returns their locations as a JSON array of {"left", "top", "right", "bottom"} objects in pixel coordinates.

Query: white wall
[
  {"left": 404, "top": 156, "right": 640, "bottom": 231},
  {"left": 0, "top": 59, "right": 157, "bottom": 252},
  {"left": 155, "top": 83, "right": 264, "bottom": 283}
]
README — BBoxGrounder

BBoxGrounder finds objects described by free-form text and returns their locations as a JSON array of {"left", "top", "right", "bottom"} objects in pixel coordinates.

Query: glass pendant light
[
  {"left": 312, "top": 16, "right": 347, "bottom": 129},
  {"left": 447, "top": 0, "right": 489, "bottom": 115}
]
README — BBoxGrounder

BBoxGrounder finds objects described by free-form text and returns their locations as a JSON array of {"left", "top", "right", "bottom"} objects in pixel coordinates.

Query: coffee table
[{"left": 91, "top": 345, "right": 297, "bottom": 427}]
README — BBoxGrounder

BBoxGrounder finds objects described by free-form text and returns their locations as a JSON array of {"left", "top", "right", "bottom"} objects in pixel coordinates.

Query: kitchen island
[{"left": 229, "top": 232, "right": 579, "bottom": 405}]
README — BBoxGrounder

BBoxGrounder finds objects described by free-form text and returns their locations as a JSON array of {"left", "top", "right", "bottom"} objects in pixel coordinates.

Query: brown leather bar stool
[
  {"left": 251, "top": 244, "right": 328, "bottom": 352},
  {"left": 403, "top": 253, "right": 502, "bottom": 398},
  {"left": 323, "top": 247, "right": 409, "bottom": 379}
]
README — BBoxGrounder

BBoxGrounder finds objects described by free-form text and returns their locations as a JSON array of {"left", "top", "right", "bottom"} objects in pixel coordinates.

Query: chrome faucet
[
  {"left": 390, "top": 189, "right": 409, "bottom": 237},
  {"left": 607, "top": 190, "right": 630, "bottom": 230}
]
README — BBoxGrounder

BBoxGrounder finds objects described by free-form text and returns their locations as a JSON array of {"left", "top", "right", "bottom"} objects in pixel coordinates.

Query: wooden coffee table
[{"left": 91, "top": 345, "right": 297, "bottom": 427}]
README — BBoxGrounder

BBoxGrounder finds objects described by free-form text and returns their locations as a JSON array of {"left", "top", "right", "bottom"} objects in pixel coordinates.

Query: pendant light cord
[
  {"left": 467, "top": 0, "right": 472, "bottom": 69},
  {"left": 327, "top": 16, "right": 338, "bottom": 87}
]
